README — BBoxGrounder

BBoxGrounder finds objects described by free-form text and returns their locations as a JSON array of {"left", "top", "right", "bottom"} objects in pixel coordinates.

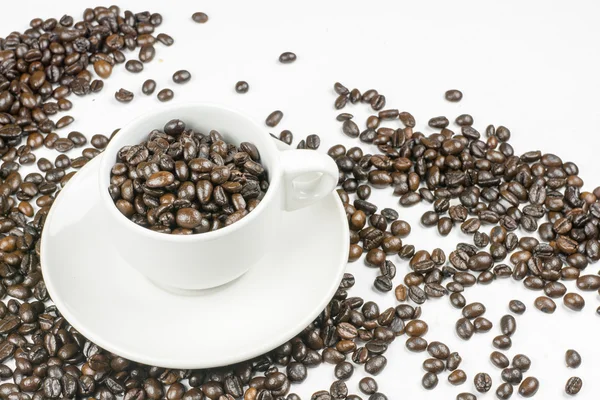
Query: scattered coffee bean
[
  {"left": 157, "top": 89, "right": 174, "bottom": 102},
  {"left": 192, "top": 12, "right": 209, "bottom": 23},
  {"left": 518, "top": 377, "right": 539, "bottom": 397},
  {"left": 266, "top": 111, "right": 284, "bottom": 127},
  {"left": 142, "top": 79, "right": 157, "bottom": 95},
  {"left": 473, "top": 372, "right": 492, "bottom": 393},
  {"left": 534, "top": 296, "right": 556, "bottom": 314},
  {"left": 173, "top": 70, "right": 192, "bottom": 84},
  {"left": 565, "top": 377, "right": 582, "bottom": 395},
  {"left": 236, "top": 81, "right": 249, "bottom": 93},
  {"left": 445, "top": 89, "right": 463, "bottom": 102},
  {"left": 279, "top": 52, "right": 297, "bottom": 63},
  {"left": 115, "top": 89, "right": 134, "bottom": 103},
  {"left": 566, "top": 350, "right": 581, "bottom": 368}
]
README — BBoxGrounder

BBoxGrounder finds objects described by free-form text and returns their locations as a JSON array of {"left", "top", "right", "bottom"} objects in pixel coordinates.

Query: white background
[{"left": 2, "top": 0, "right": 600, "bottom": 398}]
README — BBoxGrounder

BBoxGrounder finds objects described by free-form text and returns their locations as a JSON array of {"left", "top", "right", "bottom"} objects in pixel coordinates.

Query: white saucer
[{"left": 41, "top": 150, "right": 348, "bottom": 369}]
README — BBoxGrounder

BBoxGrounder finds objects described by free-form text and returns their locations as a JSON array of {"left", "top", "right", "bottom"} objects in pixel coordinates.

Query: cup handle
[{"left": 280, "top": 150, "right": 339, "bottom": 211}]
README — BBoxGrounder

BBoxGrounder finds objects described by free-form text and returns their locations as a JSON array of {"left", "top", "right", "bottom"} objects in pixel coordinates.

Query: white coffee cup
[{"left": 98, "top": 103, "right": 338, "bottom": 292}]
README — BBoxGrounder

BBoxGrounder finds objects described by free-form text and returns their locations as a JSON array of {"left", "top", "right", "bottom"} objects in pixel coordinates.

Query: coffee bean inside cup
[{"left": 109, "top": 119, "right": 269, "bottom": 234}]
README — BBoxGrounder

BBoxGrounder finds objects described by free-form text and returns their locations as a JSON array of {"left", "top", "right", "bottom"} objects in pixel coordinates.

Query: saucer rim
[{"left": 41, "top": 155, "right": 349, "bottom": 368}]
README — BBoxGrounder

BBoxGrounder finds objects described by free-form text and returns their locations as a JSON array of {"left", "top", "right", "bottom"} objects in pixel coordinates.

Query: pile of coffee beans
[
  {"left": 109, "top": 119, "right": 268, "bottom": 234},
  {"left": 0, "top": 5, "right": 596, "bottom": 400}
]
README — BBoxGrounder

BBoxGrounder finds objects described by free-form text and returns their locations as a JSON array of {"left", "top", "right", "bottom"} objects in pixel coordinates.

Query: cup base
[{"left": 147, "top": 271, "right": 248, "bottom": 296}]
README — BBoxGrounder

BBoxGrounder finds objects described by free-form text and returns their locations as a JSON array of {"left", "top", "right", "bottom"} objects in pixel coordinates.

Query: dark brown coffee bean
[
  {"left": 456, "top": 394, "right": 477, "bottom": 400},
  {"left": 448, "top": 370, "right": 467, "bottom": 386},
  {"left": 566, "top": 349, "right": 581, "bottom": 368},
  {"left": 364, "top": 355, "right": 386, "bottom": 375},
  {"left": 512, "top": 354, "right": 531, "bottom": 372},
  {"left": 576, "top": 275, "right": 600, "bottom": 291},
  {"left": 173, "top": 70, "right": 191, "bottom": 84},
  {"left": 422, "top": 372, "right": 438, "bottom": 390},
  {"left": 115, "top": 89, "right": 134, "bottom": 103},
  {"left": 192, "top": 12, "right": 209, "bottom": 23},
  {"left": 474, "top": 372, "right": 492, "bottom": 393},
  {"left": 445, "top": 89, "right": 463, "bottom": 102},
  {"left": 462, "top": 302, "right": 486, "bottom": 319},
  {"left": 565, "top": 377, "right": 582, "bottom": 395},
  {"left": 518, "top": 377, "right": 539, "bottom": 397},
  {"left": 491, "top": 351, "right": 510, "bottom": 369},
  {"left": 405, "top": 337, "right": 428, "bottom": 352},
  {"left": 500, "top": 315, "right": 516, "bottom": 336},
  {"left": 358, "top": 377, "right": 377, "bottom": 395},
  {"left": 279, "top": 52, "right": 297, "bottom": 63},
  {"left": 125, "top": 60, "right": 144, "bottom": 73},
  {"left": 235, "top": 81, "right": 249, "bottom": 94},
  {"left": 157, "top": 89, "right": 174, "bottom": 102},
  {"left": 508, "top": 300, "right": 526, "bottom": 315},
  {"left": 455, "top": 318, "right": 474, "bottom": 340},
  {"left": 265, "top": 111, "right": 283, "bottom": 127},
  {"left": 142, "top": 80, "right": 157, "bottom": 95},
  {"left": 496, "top": 383, "right": 513, "bottom": 399},
  {"left": 493, "top": 335, "right": 512, "bottom": 350},
  {"left": 563, "top": 293, "right": 585, "bottom": 311},
  {"left": 534, "top": 296, "right": 556, "bottom": 314}
]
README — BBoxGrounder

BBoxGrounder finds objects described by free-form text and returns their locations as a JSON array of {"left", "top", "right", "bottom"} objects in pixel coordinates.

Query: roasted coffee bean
[
  {"left": 566, "top": 349, "right": 581, "bottom": 368},
  {"left": 534, "top": 296, "right": 556, "bottom": 314},
  {"left": 265, "top": 111, "right": 284, "bottom": 127},
  {"left": 456, "top": 394, "right": 477, "bottom": 400},
  {"left": 491, "top": 351, "right": 510, "bottom": 369},
  {"left": 358, "top": 377, "right": 377, "bottom": 395},
  {"left": 125, "top": 60, "right": 144, "bottom": 73},
  {"left": 279, "top": 52, "right": 297, "bottom": 63},
  {"left": 496, "top": 382, "right": 513, "bottom": 399},
  {"left": 445, "top": 89, "right": 463, "bottom": 102},
  {"left": 576, "top": 275, "right": 600, "bottom": 291},
  {"left": 500, "top": 315, "right": 516, "bottom": 336},
  {"left": 518, "top": 377, "right": 539, "bottom": 398},
  {"left": 173, "top": 70, "right": 191, "bottom": 84},
  {"left": 364, "top": 355, "right": 386, "bottom": 375},
  {"left": 448, "top": 370, "right": 467, "bottom": 386},
  {"left": 427, "top": 341, "right": 449, "bottom": 360},
  {"left": 235, "top": 81, "right": 249, "bottom": 94},
  {"left": 421, "top": 372, "right": 438, "bottom": 390},
  {"left": 192, "top": 12, "right": 209, "bottom": 23},
  {"left": 508, "top": 300, "right": 526, "bottom": 315},
  {"left": 473, "top": 372, "right": 492, "bottom": 393},
  {"left": 462, "top": 302, "right": 486, "bottom": 319},
  {"left": 493, "top": 335, "right": 512, "bottom": 350},
  {"left": 142, "top": 79, "right": 157, "bottom": 95},
  {"left": 456, "top": 318, "right": 474, "bottom": 340},
  {"left": 115, "top": 89, "right": 134, "bottom": 103},
  {"left": 563, "top": 293, "right": 585, "bottom": 311},
  {"left": 565, "top": 377, "right": 582, "bottom": 395},
  {"left": 157, "top": 89, "right": 174, "bottom": 102}
]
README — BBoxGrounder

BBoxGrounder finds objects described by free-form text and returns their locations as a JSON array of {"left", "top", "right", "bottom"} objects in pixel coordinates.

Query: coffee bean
[
  {"left": 266, "top": 111, "right": 283, "bottom": 127},
  {"left": 192, "top": 12, "right": 209, "bottom": 23},
  {"left": 456, "top": 318, "right": 474, "bottom": 340},
  {"left": 496, "top": 383, "right": 513, "bottom": 399},
  {"left": 462, "top": 302, "right": 486, "bottom": 319},
  {"left": 450, "top": 293, "right": 466, "bottom": 309},
  {"left": 534, "top": 296, "right": 556, "bottom": 313},
  {"left": 563, "top": 293, "right": 585, "bottom": 311},
  {"left": 491, "top": 351, "right": 510, "bottom": 369},
  {"left": 364, "top": 355, "right": 386, "bottom": 375},
  {"left": 576, "top": 275, "right": 600, "bottom": 291},
  {"left": 493, "top": 335, "right": 512, "bottom": 350},
  {"left": 359, "top": 377, "right": 377, "bottom": 395},
  {"left": 405, "top": 320, "right": 428, "bottom": 337},
  {"left": 565, "top": 377, "right": 582, "bottom": 395},
  {"left": 456, "top": 394, "right": 477, "bottom": 400},
  {"left": 142, "top": 79, "right": 157, "bottom": 95},
  {"left": 500, "top": 315, "right": 516, "bottom": 336},
  {"left": 115, "top": 89, "right": 134, "bottom": 103},
  {"left": 445, "top": 90, "right": 463, "bottom": 102},
  {"left": 566, "top": 349, "right": 581, "bottom": 368},
  {"left": 508, "top": 300, "right": 526, "bottom": 315},
  {"left": 157, "top": 89, "right": 174, "bottom": 102},
  {"left": 279, "top": 52, "right": 297, "bottom": 63},
  {"left": 427, "top": 341, "right": 449, "bottom": 360},
  {"left": 125, "top": 60, "right": 144, "bottom": 73},
  {"left": 473, "top": 373, "right": 492, "bottom": 393},
  {"left": 139, "top": 45, "right": 156, "bottom": 63},
  {"left": 173, "top": 70, "right": 191, "bottom": 84},
  {"left": 518, "top": 377, "right": 539, "bottom": 398},
  {"left": 422, "top": 372, "right": 438, "bottom": 390},
  {"left": 448, "top": 370, "right": 467, "bottom": 386},
  {"left": 157, "top": 33, "right": 174, "bottom": 46},
  {"left": 235, "top": 81, "right": 249, "bottom": 94},
  {"left": 510, "top": 355, "right": 531, "bottom": 373},
  {"left": 406, "top": 337, "right": 428, "bottom": 352}
]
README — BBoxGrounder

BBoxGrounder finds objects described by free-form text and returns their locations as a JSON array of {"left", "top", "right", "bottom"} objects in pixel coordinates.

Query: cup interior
[{"left": 98, "top": 102, "right": 281, "bottom": 241}]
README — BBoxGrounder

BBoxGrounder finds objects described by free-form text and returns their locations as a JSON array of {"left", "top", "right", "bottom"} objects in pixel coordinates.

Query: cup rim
[{"left": 98, "top": 102, "right": 281, "bottom": 242}]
